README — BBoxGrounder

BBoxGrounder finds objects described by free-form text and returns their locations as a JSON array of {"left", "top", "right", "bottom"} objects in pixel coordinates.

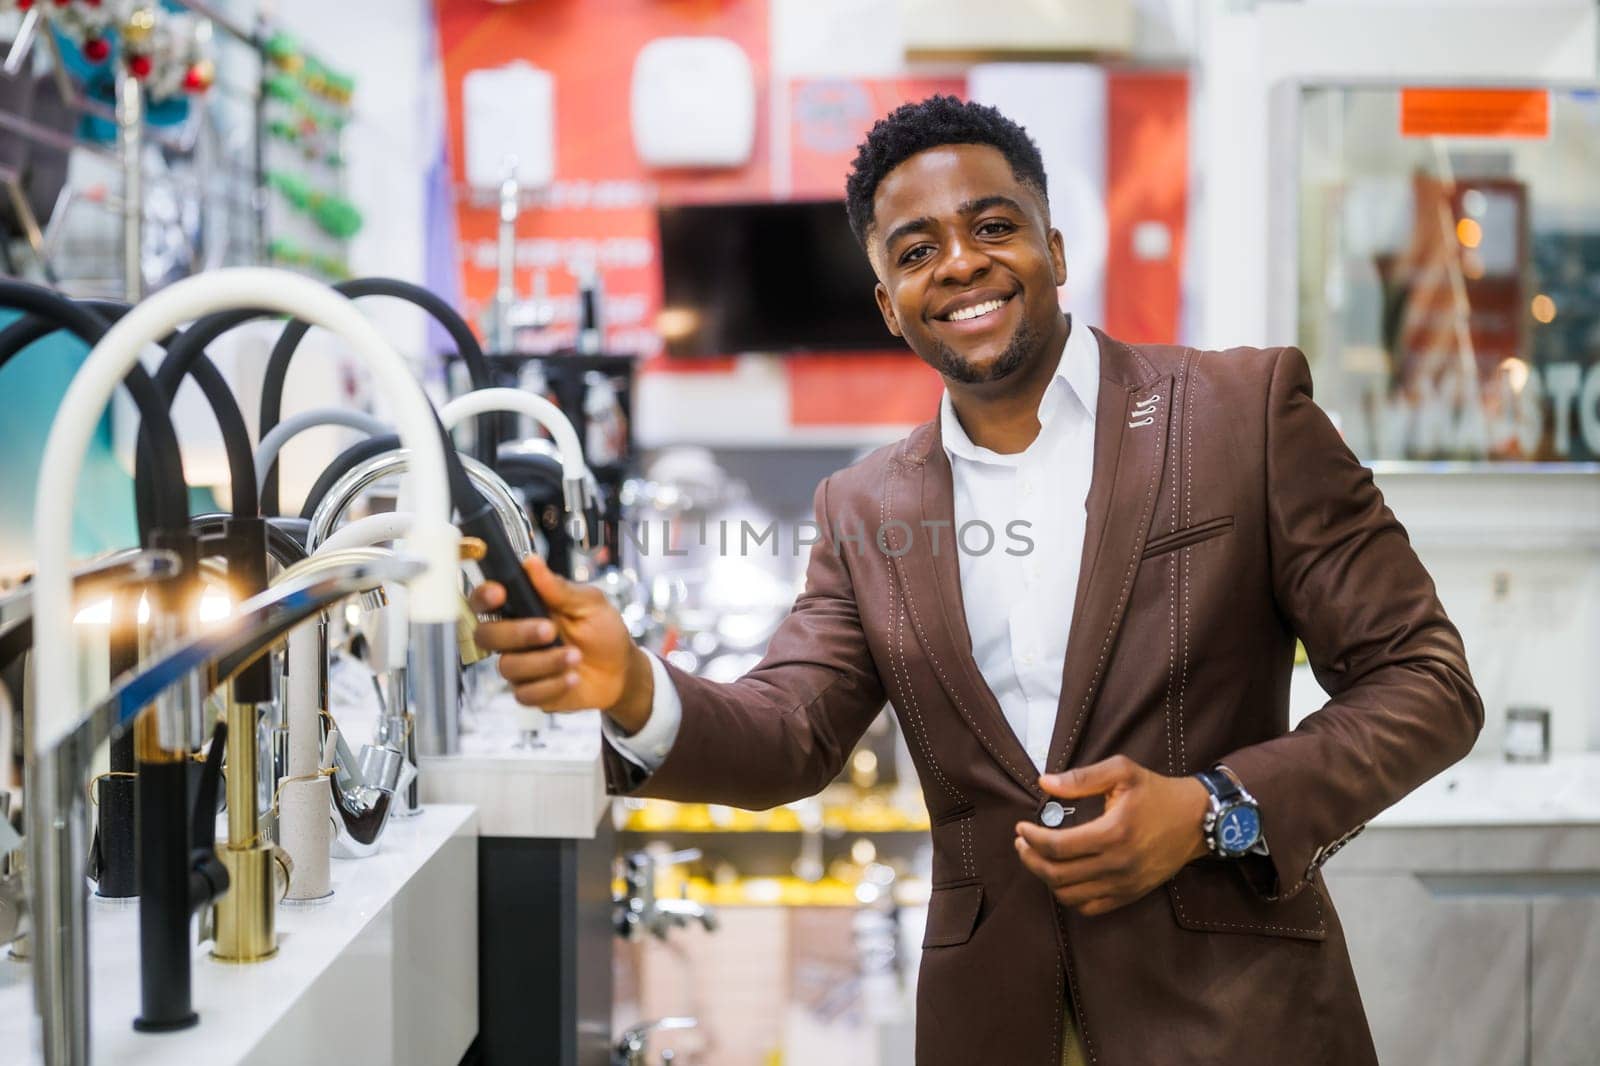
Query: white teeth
[{"left": 947, "top": 298, "right": 1006, "bottom": 322}]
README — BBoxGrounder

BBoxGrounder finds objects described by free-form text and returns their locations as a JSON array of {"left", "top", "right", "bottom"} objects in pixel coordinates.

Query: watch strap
[{"left": 1195, "top": 768, "right": 1241, "bottom": 805}]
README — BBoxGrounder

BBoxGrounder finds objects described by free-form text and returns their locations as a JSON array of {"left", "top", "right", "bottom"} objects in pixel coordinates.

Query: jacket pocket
[
  {"left": 922, "top": 881, "right": 984, "bottom": 949},
  {"left": 1141, "top": 515, "right": 1234, "bottom": 560},
  {"left": 1166, "top": 862, "right": 1327, "bottom": 942}
]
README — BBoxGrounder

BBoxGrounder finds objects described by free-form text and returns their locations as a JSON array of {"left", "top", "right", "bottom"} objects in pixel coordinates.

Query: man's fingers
[
  {"left": 1075, "top": 896, "right": 1126, "bottom": 918},
  {"left": 1014, "top": 816, "right": 1123, "bottom": 862},
  {"left": 512, "top": 672, "right": 581, "bottom": 710},
  {"left": 498, "top": 645, "right": 580, "bottom": 685},
  {"left": 1013, "top": 836, "right": 1120, "bottom": 887},
  {"left": 474, "top": 616, "right": 559, "bottom": 653},
  {"left": 522, "top": 553, "right": 593, "bottom": 612},
  {"left": 469, "top": 581, "right": 506, "bottom": 613},
  {"left": 1050, "top": 879, "right": 1121, "bottom": 911},
  {"left": 1039, "top": 755, "right": 1140, "bottom": 801}
]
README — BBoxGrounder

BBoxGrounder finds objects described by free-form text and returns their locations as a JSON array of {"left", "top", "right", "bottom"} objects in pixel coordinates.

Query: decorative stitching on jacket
[
  {"left": 1179, "top": 348, "right": 1196, "bottom": 773},
  {"left": 1058, "top": 385, "right": 1165, "bottom": 765},
  {"left": 1166, "top": 550, "right": 1178, "bottom": 776},
  {"left": 888, "top": 455, "right": 1031, "bottom": 786},
  {"left": 1169, "top": 879, "right": 1327, "bottom": 938},
  {"left": 1062, "top": 947, "right": 1097, "bottom": 1064},
  {"left": 900, "top": 562, "right": 1034, "bottom": 786},
  {"left": 881, "top": 464, "right": 966, "bottom": 807},
  {"left": 1164, "top": 360, "right": 1185, "bottom": 777}
]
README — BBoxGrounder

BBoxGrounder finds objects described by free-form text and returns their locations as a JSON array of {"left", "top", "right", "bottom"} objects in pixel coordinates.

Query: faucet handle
[
  {"left": 197, "top": 900, "right": 216, "bottom": 946},
  {"left": 653, "top": 848, "right": 701, "bottom": 867},
  {"left": 614, "top": 1017, "right": 698, "bottom": 1066}
]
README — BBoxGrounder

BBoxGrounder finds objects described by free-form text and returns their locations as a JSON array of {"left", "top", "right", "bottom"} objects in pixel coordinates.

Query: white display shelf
[
  {"left": 420, "top": 706, "right": 609, "bottom": 839},
  {"left": 0, "top": 804, "right": 478, "bottom": 1066}
]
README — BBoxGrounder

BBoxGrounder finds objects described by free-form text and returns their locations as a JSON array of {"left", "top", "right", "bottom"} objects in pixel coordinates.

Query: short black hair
[{"left": 844, "top": 95, "right": 1049, "bottom": 248}]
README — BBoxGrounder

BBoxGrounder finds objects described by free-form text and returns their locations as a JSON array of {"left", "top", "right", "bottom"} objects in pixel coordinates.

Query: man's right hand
[{"left": 469, "top": 554, "right": 655, "bottom": 735}]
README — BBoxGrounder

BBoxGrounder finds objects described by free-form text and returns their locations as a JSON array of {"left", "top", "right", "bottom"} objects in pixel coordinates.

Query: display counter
[
  {"left": 0, "top": 805, "right": 478, "bottom": 1066},
  {"left": 1327, "top": 754, "right": 1600, "bottom": 1066}
]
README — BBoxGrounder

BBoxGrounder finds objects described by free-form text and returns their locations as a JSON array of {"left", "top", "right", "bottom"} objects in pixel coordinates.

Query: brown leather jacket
[{"left": 604, "top": 330, "right": 1482, "bottom": 1065}]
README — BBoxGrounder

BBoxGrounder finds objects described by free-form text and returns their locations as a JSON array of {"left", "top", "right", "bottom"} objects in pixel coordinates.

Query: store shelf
[
  {"left": 0, "top": 805, "right": 478, "bottom": 1066},
  {"left": 617, "top": 795, "right": 931, "bottom": 835}
]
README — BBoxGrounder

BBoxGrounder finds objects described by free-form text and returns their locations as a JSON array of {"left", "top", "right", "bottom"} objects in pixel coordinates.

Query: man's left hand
[{"left": 1014, "top": 755, "right": 1211, "bottom": 917}]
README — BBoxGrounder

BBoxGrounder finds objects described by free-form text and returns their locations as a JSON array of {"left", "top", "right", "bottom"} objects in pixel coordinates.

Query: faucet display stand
[
  {"left": 422, "top": 711, "right": 612, "bottom": 1066},
  {"left": 0, "top": 805, "right": 478, "bottom": 1065}
]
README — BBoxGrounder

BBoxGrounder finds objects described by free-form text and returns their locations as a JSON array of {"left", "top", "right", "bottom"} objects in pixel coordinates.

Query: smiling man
[{"left": 471, "top": 97, "right": 1482, "bottom": 1065}]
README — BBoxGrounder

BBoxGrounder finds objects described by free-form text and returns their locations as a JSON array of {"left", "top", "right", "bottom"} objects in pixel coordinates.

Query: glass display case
[{"left": 1284, "top": 82, "right": 1600, "bottom": 466}]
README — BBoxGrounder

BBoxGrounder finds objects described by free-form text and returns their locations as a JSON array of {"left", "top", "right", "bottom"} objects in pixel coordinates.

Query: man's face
[{"left": 869, "top": 144, "right": 1066, "bottom": 385}]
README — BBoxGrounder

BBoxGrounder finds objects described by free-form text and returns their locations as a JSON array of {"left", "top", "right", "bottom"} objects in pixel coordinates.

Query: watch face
[{"left": 1217, "top": 804, "right": 1261, "bottom": 856}]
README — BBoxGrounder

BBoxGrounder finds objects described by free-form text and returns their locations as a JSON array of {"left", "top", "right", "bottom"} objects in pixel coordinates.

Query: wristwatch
[{"left": 1195, "top": 765, "right": 1263, "bottom": 859}]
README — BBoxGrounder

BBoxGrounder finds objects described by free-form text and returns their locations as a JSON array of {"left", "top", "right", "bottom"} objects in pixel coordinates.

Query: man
[{"left": 472, "top": 97, "right": 1482, "bottom": 1065}]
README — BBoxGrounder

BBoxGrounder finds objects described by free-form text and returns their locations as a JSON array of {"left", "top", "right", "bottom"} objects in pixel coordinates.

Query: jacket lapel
[
  {"left": 887, "top": 426, "right": 1042, "bottom": 798},
  {"left": 1045, "top": 330, "right": 1171, "bottom": 774}
]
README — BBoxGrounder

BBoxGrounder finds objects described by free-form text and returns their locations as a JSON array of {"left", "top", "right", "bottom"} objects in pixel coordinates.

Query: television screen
[{"left": 657, "top": 200, "right": 902, "bottom": 357}]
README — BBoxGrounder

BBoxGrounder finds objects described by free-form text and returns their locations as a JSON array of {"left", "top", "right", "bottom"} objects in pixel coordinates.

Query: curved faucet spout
[
  {"left": 440, "top": 388, "right": 594, "bottom": 548},
  {"left": 304, "top": 448, "right": 535, "bottom": 559}
]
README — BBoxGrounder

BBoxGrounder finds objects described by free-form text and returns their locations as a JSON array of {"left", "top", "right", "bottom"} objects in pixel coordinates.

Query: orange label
[{"left": 1400, "top": 89, "right": 1550, "bottom": 138}]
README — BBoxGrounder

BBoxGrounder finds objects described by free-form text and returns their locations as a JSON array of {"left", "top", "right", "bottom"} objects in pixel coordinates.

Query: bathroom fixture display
[
  {"left": 28, "top": 554, "right": 421, "bottom": 1063},
  {"left": 614, "top": 848, "right": 718, "bottom": 942},
  {"left": 26, "top": 267, "right": 463, "bottom": 1065}
]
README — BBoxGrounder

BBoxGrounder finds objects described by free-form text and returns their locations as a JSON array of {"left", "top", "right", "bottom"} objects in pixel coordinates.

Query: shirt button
[
  {"left": 1021, "top": 651, "right": 1035, "bottom": 665},
  {"left": 1021, "top": 481, "right": 1034, "bottom": 496},
  {"left": 1040, "top": 801, "right": 1072, "bottom": 828}
]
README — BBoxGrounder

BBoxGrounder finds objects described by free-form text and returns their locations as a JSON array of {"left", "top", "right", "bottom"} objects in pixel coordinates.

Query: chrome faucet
[
  {"left": 303, "top": 448, "right": 535, "bottom": 560},
  {"left": 613, "top": 1017, "right": 699, "bottom": 1066},
  {"left": 271, "top": 547, "right": 415, "bottom": 884},
  {"left": 26, "top": 554, "right": 423, "bottom": 1064},
  {"left": 614, "top": 848, "right": 719, "bottom": 941},
  {"left": 303, "top": 447, "right": 535, "bottom": 762}
]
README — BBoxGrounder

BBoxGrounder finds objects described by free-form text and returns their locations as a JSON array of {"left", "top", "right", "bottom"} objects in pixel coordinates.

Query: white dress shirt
[{"left": 608, "top": 321, "right": 1100, "bottom": 773}]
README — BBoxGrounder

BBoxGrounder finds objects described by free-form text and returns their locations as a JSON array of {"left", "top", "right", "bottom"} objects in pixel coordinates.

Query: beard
[{"left": 929, "top": 313, "right": 1039, "bottom": 385}]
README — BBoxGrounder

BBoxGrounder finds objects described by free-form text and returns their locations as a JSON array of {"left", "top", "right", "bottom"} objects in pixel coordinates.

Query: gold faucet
[{"left": 212, "top": 684, "right": 290, "bottom": 962}]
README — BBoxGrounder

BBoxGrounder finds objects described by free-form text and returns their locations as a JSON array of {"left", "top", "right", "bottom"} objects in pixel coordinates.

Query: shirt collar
[{"left": 940, "top": 317, "right": 1100, "bottom": 465}]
